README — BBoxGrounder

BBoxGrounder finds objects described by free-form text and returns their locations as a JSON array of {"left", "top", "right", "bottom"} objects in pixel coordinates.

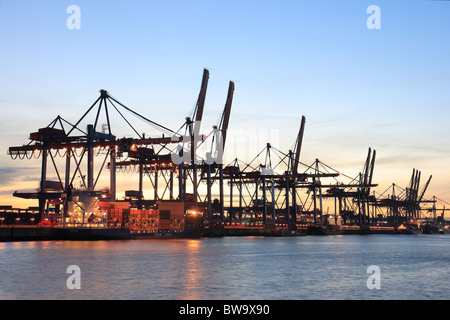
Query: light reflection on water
[{"left": 0, "top": 235, "right": 450, "bottom": 299}]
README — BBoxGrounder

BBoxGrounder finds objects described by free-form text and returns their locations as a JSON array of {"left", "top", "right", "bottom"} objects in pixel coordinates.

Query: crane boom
[
  {"left": 418, "top": 175, "right": 432, "bottom": 203},
  {"left": 362, "top": 148, "right": 372, "bottom": 192},
  {"left": 189, "top": 68, "right": 209, "bottom": 161},
  {"left": 220, "top": 81, "right": 235, "bottom": 149},
  {"left": 367, "top": 149, "right": 376, "bottom": 193},
  {"left": 293, "top": 115, "right": 306, "bottom": 175},
  {"left": 194, "top": 68, "right": 209, "bottom": 126}
]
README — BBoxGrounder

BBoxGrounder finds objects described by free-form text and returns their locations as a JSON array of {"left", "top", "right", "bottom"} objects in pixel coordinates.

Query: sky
[{"left": 0, "top": 0, "right": 450, "bottom": 212}]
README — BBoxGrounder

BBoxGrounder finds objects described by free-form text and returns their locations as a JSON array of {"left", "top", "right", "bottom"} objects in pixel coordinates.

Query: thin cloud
[{"left": 0, "top": 167, "right": 40, "bottom": 187}]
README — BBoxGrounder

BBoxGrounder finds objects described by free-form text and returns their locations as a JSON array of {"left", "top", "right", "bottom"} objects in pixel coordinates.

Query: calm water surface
[{"left": 0, "top": 234, "right": 449, "bottom": 300}]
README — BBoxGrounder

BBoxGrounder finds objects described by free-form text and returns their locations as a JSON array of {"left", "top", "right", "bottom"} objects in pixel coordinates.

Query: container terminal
[{"left": 1, "top": 69, "right": 448, "bottom": 241}]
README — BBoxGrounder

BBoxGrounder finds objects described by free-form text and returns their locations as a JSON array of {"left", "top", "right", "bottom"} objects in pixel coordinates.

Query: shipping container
[
  {"left": 157, "top": 201, "right": 184, "bottom": 220},
  {"left": 159, "top": 210, "right": 171, "bottom": 220},
  {"left": 109, "top": 201, "right": 130, "bottom": 210}
]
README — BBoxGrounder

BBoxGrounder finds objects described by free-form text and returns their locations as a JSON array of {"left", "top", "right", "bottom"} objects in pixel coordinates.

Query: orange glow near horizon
[{"left": 2, "top": 136, "right": 450, "bottom": 218}]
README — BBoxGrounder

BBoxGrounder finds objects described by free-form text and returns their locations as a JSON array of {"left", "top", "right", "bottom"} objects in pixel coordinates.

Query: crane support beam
[{"left": 9, "top": 136, "right": 183, "bottom": 154}]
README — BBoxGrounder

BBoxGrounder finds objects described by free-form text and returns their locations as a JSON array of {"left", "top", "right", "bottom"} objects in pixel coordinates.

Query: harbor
[
  {"left": 1, "top": 235, "right": 450, "bottom": 300},
  {"left": 2, "top": 69, "right": 448, "bottom": 241},
  {"left": 2, "top": 1, "right": 450, "bottom": 305}
]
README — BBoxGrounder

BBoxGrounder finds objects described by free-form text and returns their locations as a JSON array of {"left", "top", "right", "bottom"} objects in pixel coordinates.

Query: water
[{"left": 0, "top": 234, "right": 449, "bottom": 300}]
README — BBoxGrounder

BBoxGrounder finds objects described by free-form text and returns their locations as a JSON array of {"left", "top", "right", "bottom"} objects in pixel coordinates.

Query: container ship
[
  {"left": 55, "top": 199, "right": 202, "bottom": 240},
  {"left": 0, "top": 199, "right": 202, "bottom": 241}
]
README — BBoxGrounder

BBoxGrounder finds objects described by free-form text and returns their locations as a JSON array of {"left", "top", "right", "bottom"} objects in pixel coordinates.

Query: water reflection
[
  {"left": 181, "top": 240, "right": 202, "bottom": 299},
  {"left": 1, "top": 235, "right": 450, "bottom": 299},
  {"left": 12, "top": 241, "right": 23, "bottom": 249}
]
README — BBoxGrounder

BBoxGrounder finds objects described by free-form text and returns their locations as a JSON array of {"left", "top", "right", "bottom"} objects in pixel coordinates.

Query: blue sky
[{"left": 1, "top": 0, "right": 450, "bottom": 209}]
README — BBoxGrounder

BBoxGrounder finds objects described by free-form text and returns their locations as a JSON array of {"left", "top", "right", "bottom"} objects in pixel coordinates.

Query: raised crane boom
[
  {"left": 418, "top": 175, "right": 432, "bottom": 203},
  {"left": 219, "top": 81, "right": 235, "bottom": 149},
  {"left": 189, "top": 68, "right": 209, "bottom": 161},
  {"left": 293, "top": 115, "right": 306, "bottom": 175},
  {"left": 193, "top": 68, "right": 209, "bottom": 132},
  {"left": 367, "top": 149, "right": 376, "bottom": 194}
]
